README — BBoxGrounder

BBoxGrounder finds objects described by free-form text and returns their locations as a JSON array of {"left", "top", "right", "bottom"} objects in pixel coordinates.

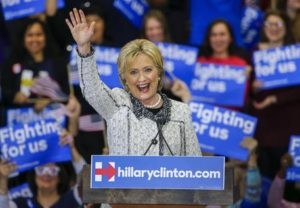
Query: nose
[{"left": 138, "top": 71, "right": 146, "bottom": 82}]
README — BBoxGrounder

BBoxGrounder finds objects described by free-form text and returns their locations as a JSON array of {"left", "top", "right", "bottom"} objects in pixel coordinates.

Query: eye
[
  {"left": 129, "top": 69, "right": 138, "bottom": 75},
  {"left": 144, "top": 67, "right": 153, "bottom": 73}
]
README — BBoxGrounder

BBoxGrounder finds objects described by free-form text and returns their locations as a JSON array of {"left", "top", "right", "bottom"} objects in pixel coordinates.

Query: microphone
[{"left": 143, "top": 132, "right": 159, "bottom": 155}]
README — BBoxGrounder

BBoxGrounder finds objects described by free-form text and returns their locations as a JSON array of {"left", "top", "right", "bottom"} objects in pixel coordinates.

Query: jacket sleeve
[
  {"left": 77, "top": 51, "right": 121, "bottom": 120},
  {"left": 184, "top": 106, "right": 202, "bottom": 156}
]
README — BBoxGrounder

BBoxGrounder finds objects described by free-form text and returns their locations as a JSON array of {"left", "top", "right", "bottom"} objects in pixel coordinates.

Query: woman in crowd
[
  {"left": 141, "top": 10, "right": 171, "bottom": 43},
  {"left": 141, "top": 9, "right": 192, "bottom": 103},
  {"left": 198, "top": 19, "right": 251, "bottom": 110},
  {"left": 277, "top": 0, "right": 300, "bottom": 42},
  {"left": 1, "top": 18, "right": 70, "bottom": 113},
  {"left": 250, "top": 10, "right": 300, "bottom": 179},
  {"left": 65, "top": 8, "right": 201, "bottom": 156},
  {"left": 198, "top": 19, "right": 250, "bottom": 68}
]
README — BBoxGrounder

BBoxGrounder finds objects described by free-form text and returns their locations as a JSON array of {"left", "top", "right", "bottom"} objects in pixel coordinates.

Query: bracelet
[{"left": 76, "top": 46, "right": 95, "bottom": 58}]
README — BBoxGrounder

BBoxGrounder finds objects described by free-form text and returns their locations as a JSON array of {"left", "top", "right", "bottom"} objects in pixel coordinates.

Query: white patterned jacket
[{"left": 77, "top": 52, "right": 201, "bottom": 156}]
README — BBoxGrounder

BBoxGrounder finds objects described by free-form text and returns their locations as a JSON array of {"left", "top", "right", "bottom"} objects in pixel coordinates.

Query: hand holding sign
[
  {"left": 59, "top": 130, "right": 75, "bottom": 148},
  {"left": 13, "top": 92, "right": 28, "bottom": 105},
  {"left": 253, "top": 95, "right": 277, "bottom": 110},
  {"left": 279, "top": 153, "right": 293, "bottom": 178},
  {"left": 0, "top": 159, "right": 16, "bottom": 179},
  {"left": 171, "top": 79, "right": 191, "bottom": 103}
]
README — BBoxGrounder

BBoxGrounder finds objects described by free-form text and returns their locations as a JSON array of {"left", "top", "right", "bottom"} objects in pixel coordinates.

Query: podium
[{"left": 82, "top": 165, "right": 237, "bottom": 207}]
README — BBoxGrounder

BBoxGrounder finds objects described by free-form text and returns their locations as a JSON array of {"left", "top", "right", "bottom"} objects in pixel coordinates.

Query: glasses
[
  {"left": 264, "top": 21, "right": 284, "bottom": 28},
  {"left": 35, "top": 166, "right": 60, "bottom": 176}
]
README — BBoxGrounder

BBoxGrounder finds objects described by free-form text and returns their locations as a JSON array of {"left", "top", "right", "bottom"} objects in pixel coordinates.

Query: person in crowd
[
  {"left": 1, "top": 18, "right": 70, "bottom": 113},
  {"left": 227, "top": 138, "right": 271, "bottom": 208},
  {"left": 141, "top": 9, "right": 192, "bottom": 103},
  {"left": 198, "top": 19, "right": 250, "bottom": 66},
  {"left": 268, "top": 153, "right": 300, "bottom": 207},
  {"left": 65, "top": 8, "right": 201, "bottom": 156},
  {"left": 146, "top": 0, "right": 190, "bottom": 43},
  {"left": 198, "top": 19, "right": 251, "bottom": 110},
  {"left": 141, "top": 10, "right": 171, "bottom": 43},
  {"left": 277, "top": 0, "right": 300, "bottom": 42},
  {"left": 250, "top": 10, "right": 300, "bottom": 179},
  {"left": 0, "top": 132, "right": 84, "bottom": 208}
]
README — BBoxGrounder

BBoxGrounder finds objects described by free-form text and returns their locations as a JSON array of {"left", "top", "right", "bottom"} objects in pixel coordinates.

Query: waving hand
[{"left": 65, "top": 8, "right": 94, "bottom": 55}]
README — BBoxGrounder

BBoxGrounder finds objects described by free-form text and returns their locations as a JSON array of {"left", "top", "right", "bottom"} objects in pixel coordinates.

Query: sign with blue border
[
  {"left": 253, "top": 44, "right": 300, "bottom": 89},
  {"left": 286, "top": 136, "right": 300, "bottom": 181},
  {"left": 241, "top": 6, "right": 264, "bottom": 49},
  {"left": 189, "top": 101, "right": 257, "bottom": 161},
  {"left": 156, "top": 42, "right": 198, "bottom": 82},
  {"left": 6, "top": 103, "right": 66, "bottom": 127},
  {"left": 1, "top": 0, "right": 65, "bottom": 21},
  {"left": 9, "top": 183, "right": 33, "bottom": 200},
  {"left": 91, "top": 155, "right": 225, "bottom": 190},
  {"left": 0, "top": 119, "right": 71, "bottom": 173},
  {"left": 189, "top": 63, "right": 247, "bottom": 107},
  {"left": 113, "top": 0, "right": 149, "bottom": 28},
  {"left": 70, "top": 45, "right": 122, "bottom": 88}
]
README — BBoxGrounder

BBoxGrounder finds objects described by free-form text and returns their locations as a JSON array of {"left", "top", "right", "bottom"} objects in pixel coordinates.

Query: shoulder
[
  {"left": 169, "top": 99, "right": 191, "bottom": 119},
  {"left": 111, "top": 87, "right": 131, "bottom": 106}
]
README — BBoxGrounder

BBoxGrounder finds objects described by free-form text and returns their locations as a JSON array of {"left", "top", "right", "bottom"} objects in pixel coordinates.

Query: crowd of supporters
[{"left": 0, "top": 0, "right": 300, "bottom": 207}]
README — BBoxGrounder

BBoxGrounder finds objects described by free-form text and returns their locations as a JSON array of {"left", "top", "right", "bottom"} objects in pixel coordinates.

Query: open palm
[{"left": 65, "top": 8, "right": 95, "bottom": 47}]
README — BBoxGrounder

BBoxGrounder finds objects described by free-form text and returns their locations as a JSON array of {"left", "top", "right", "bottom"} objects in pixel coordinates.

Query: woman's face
[
  {"left": 145, "top": 17, "right": 164, "bottom": 42},
  {"left": 125, "top": 54, "right": 160, "bottom": 105},
  {"left": 264, "top": 15, "right": 286, "bottom": 43},
  {"left": 35, "top": 163, "right": 60, "bottom": 192},
  {"left": 287, "top": 0, "right": 300, "bottom": 11},
  {"left": 24, "top": 23, "right": 46, "bottom": 55},
  {"left": 209, "top": 22, "right": 232, "bottom": 55}
]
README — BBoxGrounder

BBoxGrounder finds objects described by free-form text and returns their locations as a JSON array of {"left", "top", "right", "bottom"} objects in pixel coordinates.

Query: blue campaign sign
[
  {"left": 113, "top": 0, "right": 149, "bottom": 28},
  {"left": 286, "top": 167, "right": 300, "bottom": 182},
  {"left": 1, "top": 0, "right": 65, "bottom": 21},
  {"left": 286, "top": 136, "right": 300, "bottom": 181},
  {"left": 189, "top": 101, "right": 257, "bottom": 161},
  {"left": 0, "top": 119, "right": 71, "bottom": 173},
  {"left": 9, "top": 183, "right": 33, "bottom": 200},
  {"left": 241, "top": 6, "right": 264, "bottom": 49},
  {"left": 91, "top": 155, "right": 225, "bottom": 190},
  {"left": 69, "top": 45, "right": 122, "bottom": 88},
  {"left": 189, "top": 63, "right": 247, "bottom": 107},
  {"left": 156, "top": 42, "right": 198, "bottom": 81},
  {"left": 253, "top": 44, "right": 300, "bottom": 90},
  {"left": 6, "top": 103, "right": 66, "bottom": 127}
]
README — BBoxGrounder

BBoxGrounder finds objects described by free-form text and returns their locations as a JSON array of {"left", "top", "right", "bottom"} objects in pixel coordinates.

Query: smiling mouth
[{"left": 137, "top": 83, "right": 150, "bottom": 93}]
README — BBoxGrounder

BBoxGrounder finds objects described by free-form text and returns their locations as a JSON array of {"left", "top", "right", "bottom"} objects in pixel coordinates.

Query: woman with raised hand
[{"left": 65, "top": 8, "right": 201, "bottom": 156}]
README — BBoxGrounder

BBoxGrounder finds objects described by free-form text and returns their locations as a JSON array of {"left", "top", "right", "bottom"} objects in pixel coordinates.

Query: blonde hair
[{"left": 117, "top": 39, "right": 164, "bottom": 91}]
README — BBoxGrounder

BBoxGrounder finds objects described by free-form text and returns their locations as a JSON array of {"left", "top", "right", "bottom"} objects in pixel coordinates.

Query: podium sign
[{"left": 91, "top": 155, "right": 225, "bottom": 190}]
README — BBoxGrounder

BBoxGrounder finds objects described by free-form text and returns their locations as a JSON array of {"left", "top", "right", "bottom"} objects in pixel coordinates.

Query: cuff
[
  {"left": 76, "top": 46, "right": 95, "bottom": 58},
  {"left": 73, "top": 159, "right": 86, "bottom": 174}
]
